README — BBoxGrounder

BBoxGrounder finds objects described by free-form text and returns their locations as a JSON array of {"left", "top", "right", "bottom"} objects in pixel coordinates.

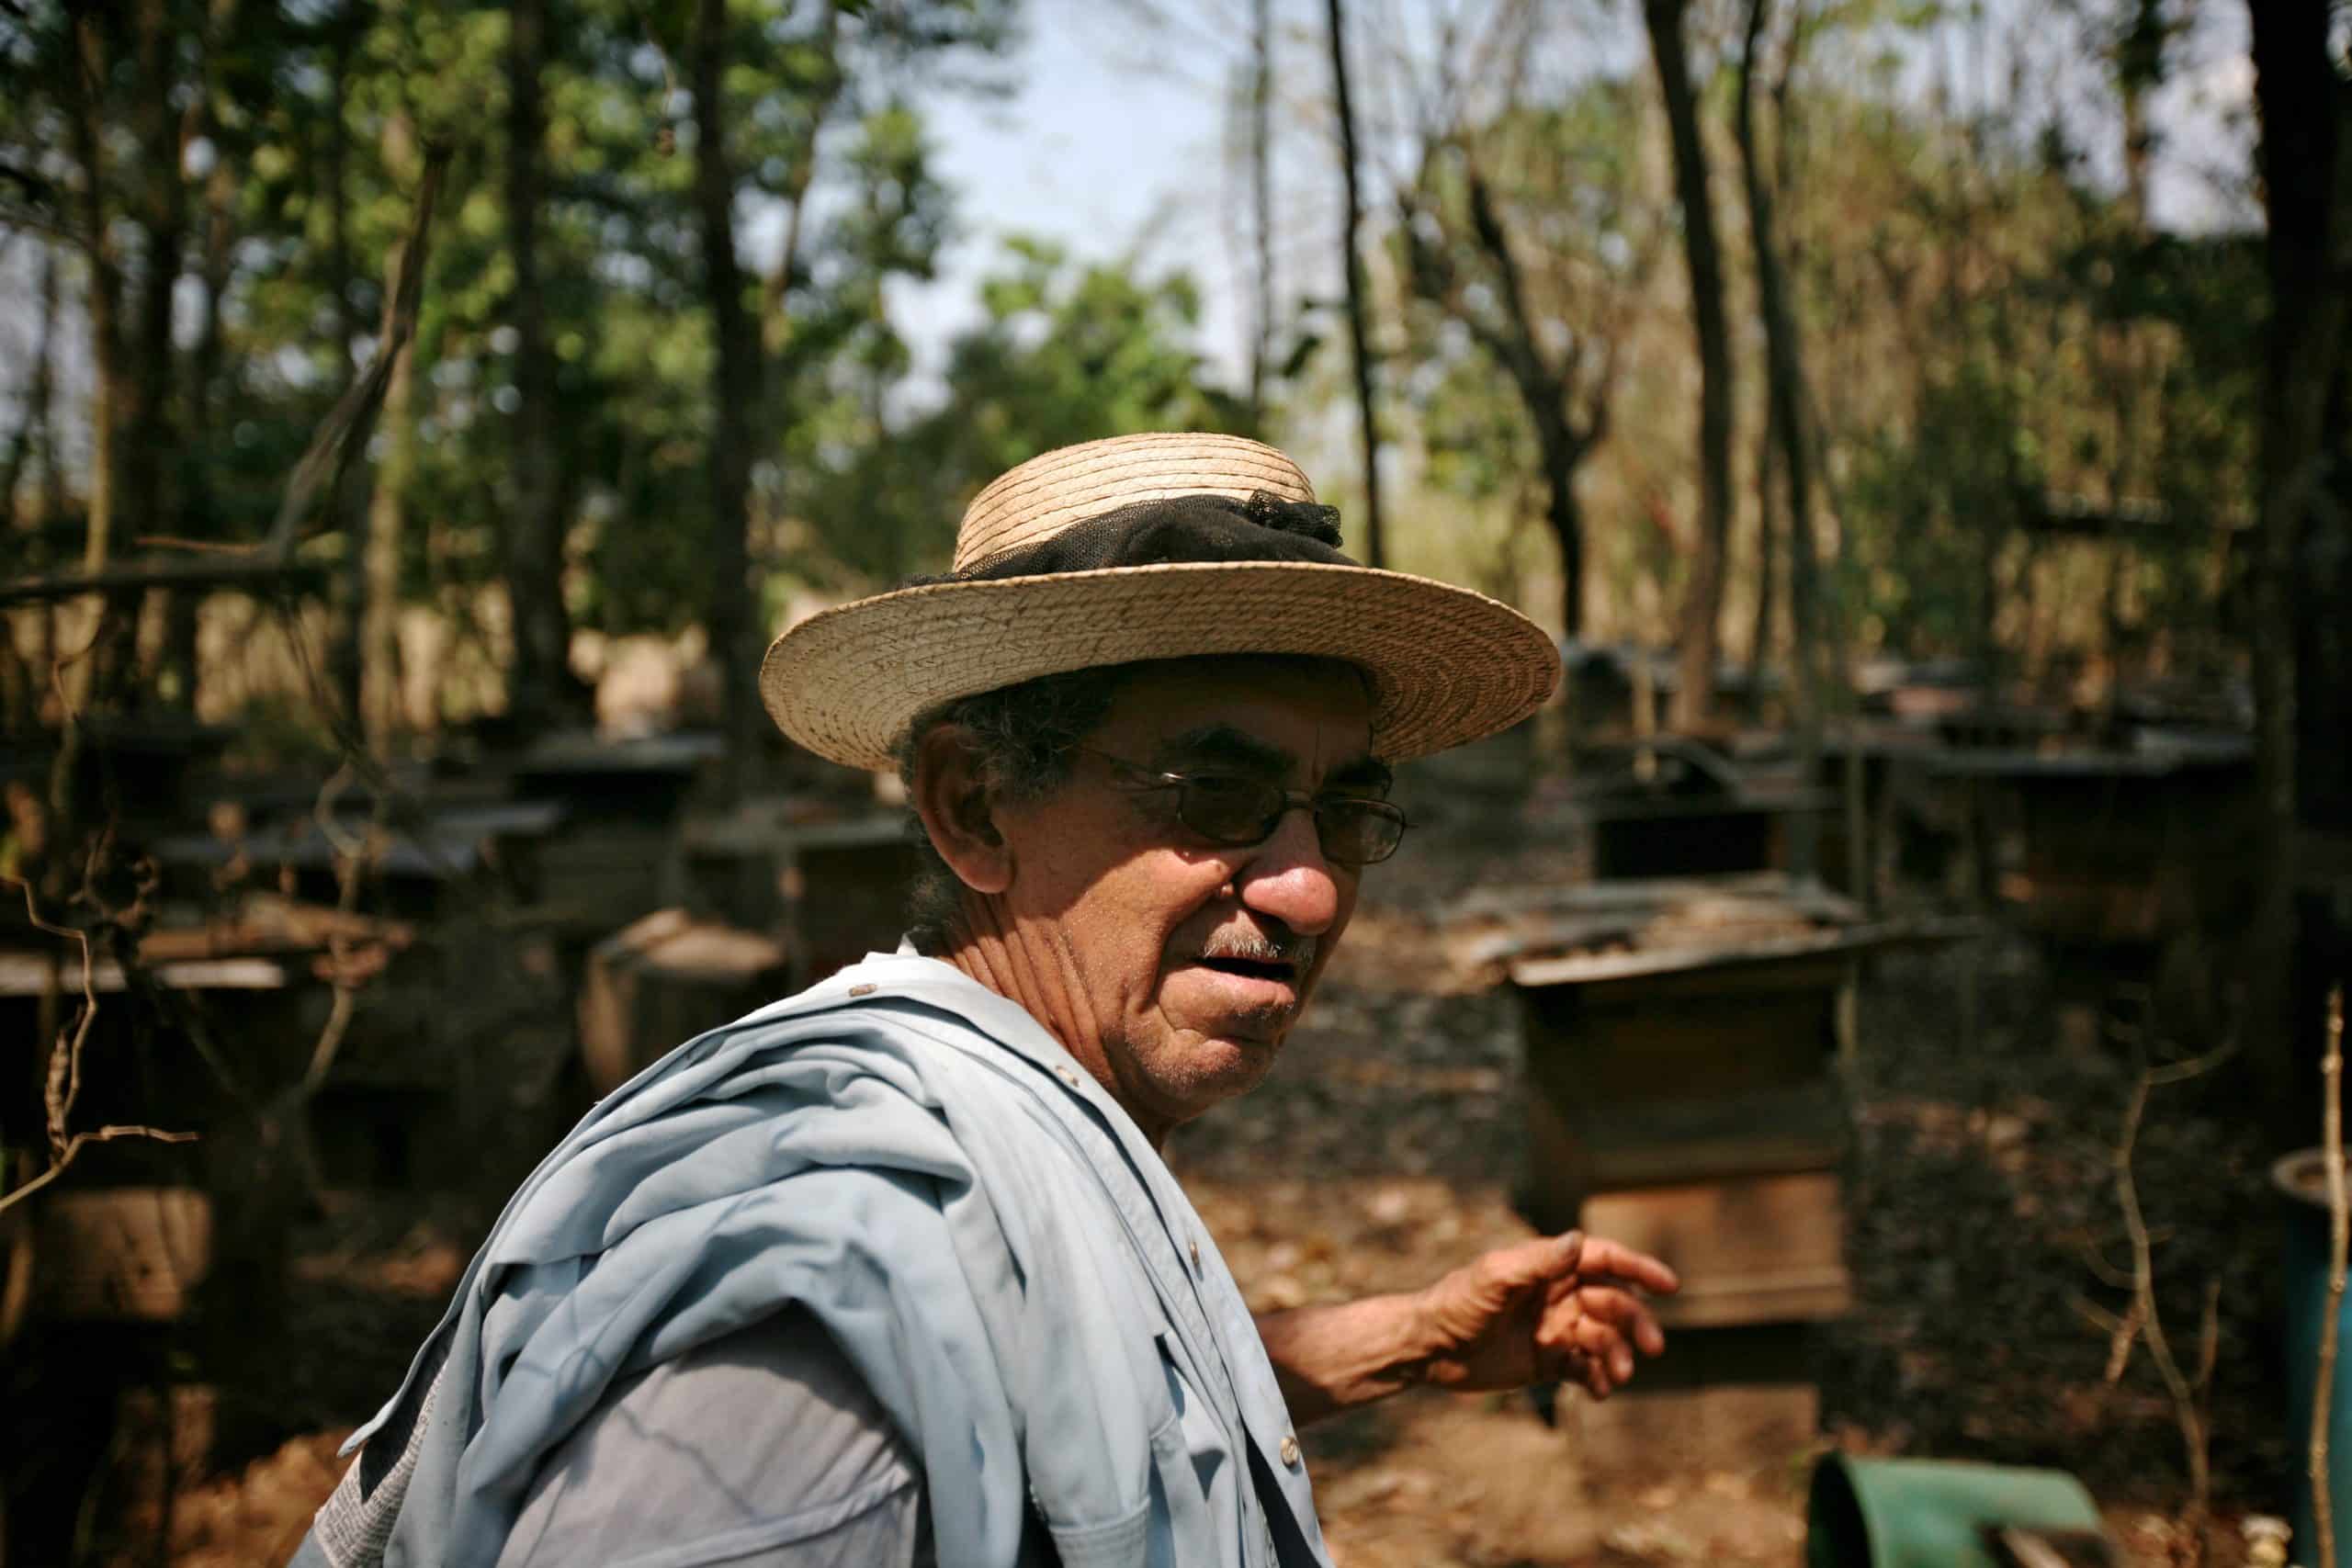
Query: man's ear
[{"left": 910, "top": 724, "right": 1014, "bottom": 896}]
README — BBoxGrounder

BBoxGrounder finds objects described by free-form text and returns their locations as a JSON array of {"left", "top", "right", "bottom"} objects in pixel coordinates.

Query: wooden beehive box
[
  {"left": 680, "top": 804, "right": 918, "bottom": 987},
  {"left": 31, "top": 1188, "right": 212, "bottom": 1322},
  {"left": 579, "top": 908, "right": 790, "bottom": 1094},
  {"left": 1565, "top": 738, "right": 1847, "bottom": 887},
  {"left": 1455, "top": 876, "right": 1957, "bottom": 1326},
  {"left": 1466, "top": 876, "right": 1936, "bottom": 1468},
  {"left": 1906, "top": 737, "right": 2256, "bottom": 949},
  {"left": 1502, "top": 917, "right": 1867, "bottom": 1328},
  {"left": 512, "top": 733, "right": 719, "bottom": 931}
]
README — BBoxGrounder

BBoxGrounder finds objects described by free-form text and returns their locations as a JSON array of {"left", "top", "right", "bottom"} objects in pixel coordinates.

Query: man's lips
[
  {"left": 1187, "top": 928, "right": 1316, "bottom": 980},
  {"left": 1175, "top": 945, "right": 1311, "bottom": 1013},
  {"left": 1190, "top": 953, "right": 1300, "bottom": 984}
]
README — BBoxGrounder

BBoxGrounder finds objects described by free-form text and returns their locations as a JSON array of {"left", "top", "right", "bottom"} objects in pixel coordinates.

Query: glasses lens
[
  {"left": 1178, "top": 776, "right": 1284, "bottom": 843},
  {"left": 1316, "top": 800, "right": 1406, "bottom": 865}
]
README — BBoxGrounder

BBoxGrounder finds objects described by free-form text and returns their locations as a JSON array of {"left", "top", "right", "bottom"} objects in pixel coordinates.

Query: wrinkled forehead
[{"left": 1091, "top": 655, "right": 1385, "bottom": 780}]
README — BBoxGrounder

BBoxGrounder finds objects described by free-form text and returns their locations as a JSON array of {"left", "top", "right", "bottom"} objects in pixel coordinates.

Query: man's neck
[{"left": 943, "top": 908, "right": 1176, "bottom": 1149}]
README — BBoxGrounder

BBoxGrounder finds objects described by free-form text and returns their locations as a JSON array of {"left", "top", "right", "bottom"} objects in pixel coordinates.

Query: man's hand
[
  {"left": 1410, "top": 1231, "right": 1679, "bottom": 1400},
  {"left": 1256, "top": 1230, "right": 1679, "bottom": 1425}
]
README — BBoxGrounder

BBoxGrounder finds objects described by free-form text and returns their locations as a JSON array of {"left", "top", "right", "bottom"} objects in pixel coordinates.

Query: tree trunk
[
  {"left": 324, "top": 7, "right": 366, "bottom": 378},
  {"left": 1750, "top": 402, "right": 1781, "bottom": 691},
  {"left": 121, "top": 0, "right": 187, "bottom": 546},
  {"left": 756, "top": 1, "right": 839, "bottom": 356},
  {"left": 694, "top": 0, "right": 763, "bottom": 795},
  {"left": 1400, "top": 154, "right": 1611, "bottom": 645},
  {"left": 166, "top": 0, "right": 242, "bottom": 713},
  {"left": 1541, "top": 437, "right": 1587, "bottom": 642},
  {"left": 503, "top": 0, "right": 576, "bottom": 738},
  {"left": 2116, "top": 0, "right": 2166, "bottom": 231},
  {"left": 65, "top": 8, "right": 124, "bottom": 582},
  {"left": 0, "top": 246, "right": 60, "bottom": 525},
  {"left": 362, "top": 340, "right": 415, "bottom": 754},
  {"left": 2246, "top": 0, "right": 2351, "bottom": 1150},
  {"left": 1249, "top": 0, "right": 1276, "bottom": 427},
  {"left": 325, "top": 17, "right": 368, "bottom": 721},
  {"left": 1324, "top": 0, "right": 1386, "bottom": 569},
  {"left": 1644, "top": 0, "right": 1735, "bottom": 730},
  {"left": 55, "top": 6, "right": 127, "bottom": 830},
  {"left": 0, "top": 247, "right": 52, "bottom": 735},
  {"left": 1736, "top": 0, "right": 1821, "bottom": 874}
]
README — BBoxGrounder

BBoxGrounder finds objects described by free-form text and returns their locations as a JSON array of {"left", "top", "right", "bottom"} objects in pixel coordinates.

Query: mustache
[{"left": 1197, "top": 928, "right": 1317, "bottom": 973}]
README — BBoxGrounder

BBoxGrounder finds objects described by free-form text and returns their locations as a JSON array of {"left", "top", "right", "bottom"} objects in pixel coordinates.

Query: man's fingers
[
  {"left": 1533, "top": 1288, "right": 1670, "bottom": 1400},
  {"left": 1477, "top": 1229, "right": 1584, "bottom": 1292},
  {"left": 1544, "top": 1318, "right": 1633, "bottom": 1398},
  {"left": 1536, "top": 1293, "right": 1656, "bottom": 1364},
  {"left": 1581, "top": 1344, "right": 1616, "bottom": 1399},
  {"left": 1540, "top": 1285, "right": 1667, "bottom": 1359},
  {"left": 1566, "top": 1235, "right": 1680, "bottom": 1296}
]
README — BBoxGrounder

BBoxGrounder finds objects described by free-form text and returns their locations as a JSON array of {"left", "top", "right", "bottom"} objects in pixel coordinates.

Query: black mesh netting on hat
[{"left": 910, "top": 491, "right": 1357, "bottom": 585}]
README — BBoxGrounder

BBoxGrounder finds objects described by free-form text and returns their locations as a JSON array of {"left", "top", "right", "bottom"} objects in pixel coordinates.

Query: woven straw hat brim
[{"left": 761, "top": 559, "right": 1562, "bottom": 773}]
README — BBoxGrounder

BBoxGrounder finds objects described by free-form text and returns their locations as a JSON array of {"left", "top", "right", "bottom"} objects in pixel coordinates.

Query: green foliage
[
  {"left": 1, "top": 0, "right": 1035, "bottom": 722},
  {"left": 786, "top": 236, "right": 1249, "bottom": 591},
  {"left": 0, "top": 0, "right": 2267, "bottom": 728}
]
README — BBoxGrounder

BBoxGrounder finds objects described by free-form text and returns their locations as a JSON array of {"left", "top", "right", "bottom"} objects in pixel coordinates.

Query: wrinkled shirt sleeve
[{"left": 492, "top": 1305, "right": 931, "bottom": 1568}]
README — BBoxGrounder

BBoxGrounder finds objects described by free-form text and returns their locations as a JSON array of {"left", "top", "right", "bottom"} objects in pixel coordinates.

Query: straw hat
[{"left": 760, "top": 433, "right": 1560, "bottom": 772}]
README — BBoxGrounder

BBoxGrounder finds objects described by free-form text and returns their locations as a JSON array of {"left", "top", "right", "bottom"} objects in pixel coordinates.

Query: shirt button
[
  {"left": 1056, "top": 1066, "right": 1082, "bottom": 1090},
  {"left": 1188, "top": 1236, "right": 1201, "bottom": 1272},
  {"left": 848, "top": 984, "right": 876, "bottom": 998},
  {"left": 1279, "top": 1432, "right": 1300, "bottom": 1466}
]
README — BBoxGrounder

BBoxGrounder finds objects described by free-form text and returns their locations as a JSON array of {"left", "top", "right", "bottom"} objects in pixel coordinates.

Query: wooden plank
[
  {"left": 0, "top": 556, "right": 329, "bottom": 607},
  {"left": 0, "top": 953, "right": 287, "bottom": 995},
  {"left": 579, "top": 908, "right": 788, "bottom": 1094},
  {"left": 786, "top": 834, "right": 921, "bottom": 986},
  {"left": 1590, "top": 808, "right": 1779, "bottom": 881},
  {"left": 517, "top": 731, "right": 723, "bottom": 774},
  {"left": 151, "top": 826, "right": 485, "bottom": 881},
  {"left": 1453, "top": 869, "right": 1840, "bottom": 918},
  {"left": 1574, "top": 1083, "right": 1849, "bottom": 1190},
  {"left": 1520, "top": 980, "right": 1835, "bottom": 1108},
  {"left": 135, "top": 901, "right": 415, "bottom": 963},
  {"left": 1507, "top": 925, "right": 1914, "bottom": 989},
  {"left": 32, "top": 1189, "right": 212, "bottom": 1322},
  {"left": 1577, "top": 786, "right": 1841, "bottom": 823},
  {"left": 537, "top": 823, "right": 676, "bottom": 928},
  {"left": 684, "top": 807, "right": 906, "bottom": 857},
  {"left": 1579, "top": 1170, "right": 1850, "bottom": 1328}
]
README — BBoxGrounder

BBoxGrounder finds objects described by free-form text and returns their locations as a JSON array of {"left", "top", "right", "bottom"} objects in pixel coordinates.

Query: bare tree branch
[
  {"left": 266, "top": 141, "right": 451, "bottom": 556},
  {"left": 2110, "top": 1033, "right": 2237, "bottom": 1556},
  {"left": 0, "top": 874, "right": 197, "bottom": 1223},
  {"left": 2314, "top": 986, "right": 2347, "bottom": 1568}
]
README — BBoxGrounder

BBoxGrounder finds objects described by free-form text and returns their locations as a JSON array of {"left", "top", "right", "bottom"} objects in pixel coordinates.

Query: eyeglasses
[{"left": 1080, "top": 747, "right": 1409, "bottom": 865}]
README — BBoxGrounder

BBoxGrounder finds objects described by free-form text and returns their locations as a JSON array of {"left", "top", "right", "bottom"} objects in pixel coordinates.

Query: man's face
[{"left": 988, "top": 657, "right": 1385, "bottom": 1137}]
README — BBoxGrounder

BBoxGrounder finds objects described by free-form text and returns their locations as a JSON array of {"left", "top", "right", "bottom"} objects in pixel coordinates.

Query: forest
[{"left": 2, "top": 0, "right": 2350, "bottom": 1563}]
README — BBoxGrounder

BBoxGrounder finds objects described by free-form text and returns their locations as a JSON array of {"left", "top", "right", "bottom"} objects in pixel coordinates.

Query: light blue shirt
[
  {"left": 292, "top": 953, "right": 1333, "bottom": 1568},
  {"left": 493, "top": 1303, "right": 1048, "bottom": 1566}
]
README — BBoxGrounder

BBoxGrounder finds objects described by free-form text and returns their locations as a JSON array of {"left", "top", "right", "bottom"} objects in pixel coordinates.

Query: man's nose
[{"left": 1234, "top": 806, "right": 1344, "bottom": 935}]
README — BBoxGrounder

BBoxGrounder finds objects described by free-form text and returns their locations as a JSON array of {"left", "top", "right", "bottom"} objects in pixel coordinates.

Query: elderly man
[{"left": 294, "top": 434, "right": 1678, "bottom": 1568}]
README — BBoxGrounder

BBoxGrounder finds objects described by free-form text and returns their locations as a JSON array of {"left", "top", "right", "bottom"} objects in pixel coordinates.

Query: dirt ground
[{"left": 88, "top": 786, "right": 2290, "bottom": 1567}]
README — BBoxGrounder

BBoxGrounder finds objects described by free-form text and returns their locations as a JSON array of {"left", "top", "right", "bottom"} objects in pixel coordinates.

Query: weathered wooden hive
[
  {"left": 1452, "top": 873, "right": 1933, "bottom": 1468},
  {"left": 1926, "top": 733, "right": 2256, "bottom": 952},
  {"left": 1566, "top": 738, "right": 1846, "bottom": 886}
]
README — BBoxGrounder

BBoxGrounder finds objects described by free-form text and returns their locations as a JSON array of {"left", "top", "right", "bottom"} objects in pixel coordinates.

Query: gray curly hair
[{"left": 893, "top": 665, "right": 1128, "bottom": 955}]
